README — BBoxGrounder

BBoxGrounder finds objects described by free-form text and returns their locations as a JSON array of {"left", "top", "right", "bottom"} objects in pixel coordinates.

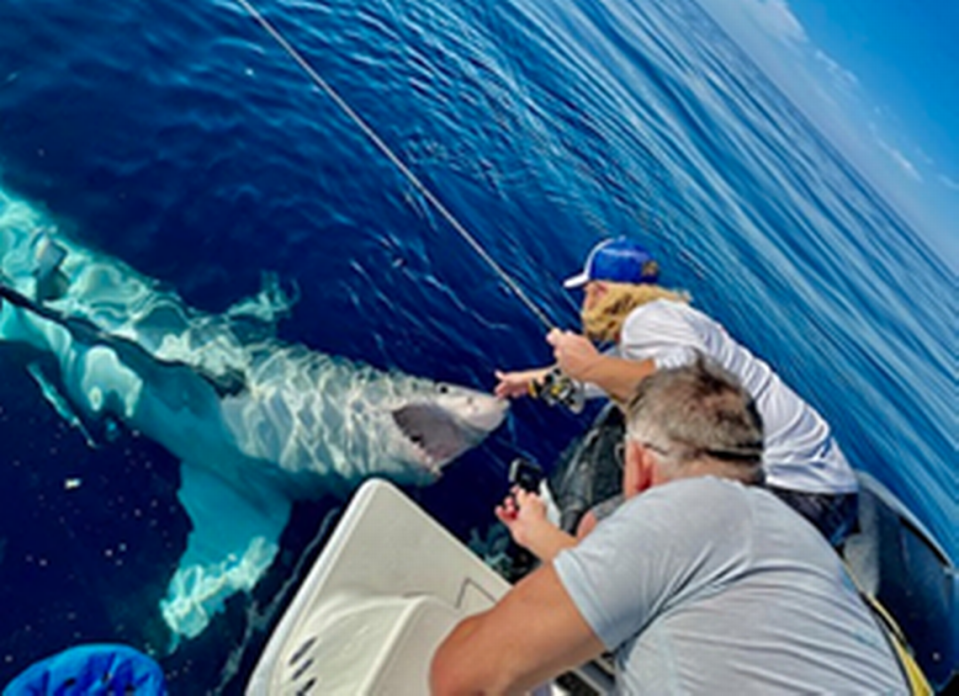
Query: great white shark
[{"left": 0, "top": 189, "right": 508, "bottom": 644}]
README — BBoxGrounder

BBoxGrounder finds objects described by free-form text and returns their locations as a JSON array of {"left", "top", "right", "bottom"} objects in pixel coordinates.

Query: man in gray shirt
[{"left": 431, "top": 359, "right": 906, "bottom": 694}]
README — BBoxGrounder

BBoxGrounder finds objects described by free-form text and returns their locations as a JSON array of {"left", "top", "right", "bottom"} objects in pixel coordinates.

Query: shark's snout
[
  {"left": 445, "top": 387, "right": 509, "bottom": 434},
  {"left": 390, "top": 385, "right": 508, "bottom": 473}
]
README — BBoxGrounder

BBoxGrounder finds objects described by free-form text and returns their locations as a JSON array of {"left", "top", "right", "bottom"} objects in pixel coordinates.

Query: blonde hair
[{"left": 581, "top": 282, "right": 690, "bottom": 342}]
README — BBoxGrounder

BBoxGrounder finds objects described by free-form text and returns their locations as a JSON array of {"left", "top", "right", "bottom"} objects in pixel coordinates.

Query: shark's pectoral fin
[
  {"left": 161, "top": 463, "right": 292, "bottom": 645},
  {"left": 26, "top": 361, "right": 97, "bottom": 447}
]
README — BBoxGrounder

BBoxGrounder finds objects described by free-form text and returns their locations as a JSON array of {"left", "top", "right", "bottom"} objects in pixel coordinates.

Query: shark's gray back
[{"left": 222, "top": 343, "right": 444, "bottom": 492}]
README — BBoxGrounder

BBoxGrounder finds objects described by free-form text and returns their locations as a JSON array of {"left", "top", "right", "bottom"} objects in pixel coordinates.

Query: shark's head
[{"left": 389, "top": 381, "right": 508, "bottom": 479}]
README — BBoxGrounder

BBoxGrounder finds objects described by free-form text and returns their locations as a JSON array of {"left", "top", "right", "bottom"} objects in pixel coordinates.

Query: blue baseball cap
[{"left": 562, "top": 237, "right": 659, "bottom": 289}]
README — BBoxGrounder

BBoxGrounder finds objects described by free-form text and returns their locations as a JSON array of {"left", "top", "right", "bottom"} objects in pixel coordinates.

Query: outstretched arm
[
  {"left": 493, "top": 366, "right": 553, "bottom": 399},
  {"left": 430, "top": 563, "right": 605, "bottom": 695}
]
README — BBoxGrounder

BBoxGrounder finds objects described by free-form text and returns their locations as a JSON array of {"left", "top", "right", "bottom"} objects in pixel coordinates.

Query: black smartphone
[{"left": 508, "top": 458, "right": 544, "bottom": 493}]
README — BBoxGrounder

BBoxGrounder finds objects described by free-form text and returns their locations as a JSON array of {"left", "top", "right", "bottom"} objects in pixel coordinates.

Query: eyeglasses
[
  {"left": 614, "top": 440, "right": 670, "bottom": 470},
  {"left": 639, "top": 441, "right": 673, "bottom": 457},
  {"left": 632, "top": 439, "right": 761, "bottom": 463}
]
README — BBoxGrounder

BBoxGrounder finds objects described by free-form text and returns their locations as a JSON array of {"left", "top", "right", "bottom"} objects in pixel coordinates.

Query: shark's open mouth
[{"left": 391, "top": 403, "right": 471, "bottom": 468}]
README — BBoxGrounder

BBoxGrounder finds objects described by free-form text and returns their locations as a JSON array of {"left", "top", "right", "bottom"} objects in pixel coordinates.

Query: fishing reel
[{"left": 529, "top": 367, "right": 585, "bottom": 414}]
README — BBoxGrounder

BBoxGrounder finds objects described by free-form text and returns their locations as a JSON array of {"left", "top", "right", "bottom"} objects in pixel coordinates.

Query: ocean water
[{"left": 0, "top": 0, "right": 953, "bottom": 692}]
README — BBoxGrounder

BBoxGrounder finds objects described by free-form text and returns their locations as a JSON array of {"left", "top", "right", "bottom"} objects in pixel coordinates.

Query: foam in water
[{"left": 0, "top": 188, "right": 508, "bottom": 646}]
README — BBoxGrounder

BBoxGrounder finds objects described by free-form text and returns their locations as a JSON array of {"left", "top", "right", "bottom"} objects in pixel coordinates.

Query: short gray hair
[{"left": 625, "top": 358, "right": 764, "bottom": 481}]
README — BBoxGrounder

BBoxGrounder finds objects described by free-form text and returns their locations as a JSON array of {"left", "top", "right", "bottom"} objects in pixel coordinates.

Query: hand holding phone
[{"left": 508, "top": 458, "right": 544, "bottom": 494}]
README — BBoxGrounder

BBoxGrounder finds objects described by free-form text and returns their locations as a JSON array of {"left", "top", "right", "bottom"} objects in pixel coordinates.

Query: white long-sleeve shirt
[{"left": 597, "top": 300, "right": 857, "bottom": 494}]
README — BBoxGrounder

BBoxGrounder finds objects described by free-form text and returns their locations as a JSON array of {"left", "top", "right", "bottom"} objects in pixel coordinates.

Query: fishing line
[{"left": 233, "top": 0, "right": 557, "bottom": 331}]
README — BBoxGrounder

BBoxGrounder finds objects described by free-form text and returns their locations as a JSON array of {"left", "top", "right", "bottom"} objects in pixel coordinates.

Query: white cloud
[
  {"left": 939, "top": 175, "right": 959, "bottom": 192},
  {"left": 869, "top": 126, "right": 930, "bottom": 187},
  {"left": 718, "top": 2, "right": 864, "bottom": 96},
  {"left": 877, "top": 139, "right": 923, "bottom": 183},
  {"left": 741, "top": 0, "right": 808, "bottom": 46},
  {"left": 695, "top": 0, "right": 953, "bottom": 247},
  {"left": 814, "top": 49, "right": 859, "bottom": 89}
]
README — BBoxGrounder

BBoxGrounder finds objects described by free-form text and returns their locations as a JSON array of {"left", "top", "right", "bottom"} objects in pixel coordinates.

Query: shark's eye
[{"left": 437, "top": 384, "right": 449, "bottom": 394}]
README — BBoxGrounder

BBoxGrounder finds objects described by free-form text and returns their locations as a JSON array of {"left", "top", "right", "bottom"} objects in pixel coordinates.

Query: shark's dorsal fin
[{"left": 33, "top": 234, "right": 69, "bottom": 303}]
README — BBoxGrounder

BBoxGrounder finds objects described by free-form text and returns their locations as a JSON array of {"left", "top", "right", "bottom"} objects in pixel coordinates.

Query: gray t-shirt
[{"left": 554, "top": 477, "right": 906, "bottom": 694}]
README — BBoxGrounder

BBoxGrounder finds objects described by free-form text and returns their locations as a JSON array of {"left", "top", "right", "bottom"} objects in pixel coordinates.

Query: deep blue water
[{"left": 0, "top": 0, "right": 953, "bottom": 692}]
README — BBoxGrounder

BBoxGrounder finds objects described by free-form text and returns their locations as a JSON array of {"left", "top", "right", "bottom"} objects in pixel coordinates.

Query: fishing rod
[{"left": 232, "top": 0, "right": 584, "bottom": 412}]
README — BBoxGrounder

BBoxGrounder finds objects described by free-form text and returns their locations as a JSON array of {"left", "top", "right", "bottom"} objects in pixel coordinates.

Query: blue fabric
[{"left": 3, "top": 644, "right": 166, "bottom": 696}]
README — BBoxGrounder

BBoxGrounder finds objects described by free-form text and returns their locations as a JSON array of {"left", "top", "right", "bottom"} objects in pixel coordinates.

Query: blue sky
[{"left": 693, "top": 0, "right": 957, "bottom": 267}]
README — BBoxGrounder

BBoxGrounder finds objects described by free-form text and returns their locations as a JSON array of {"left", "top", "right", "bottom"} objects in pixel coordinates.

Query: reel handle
[{"left": 528, "top": 367, "right": 585, "bottom": 414}]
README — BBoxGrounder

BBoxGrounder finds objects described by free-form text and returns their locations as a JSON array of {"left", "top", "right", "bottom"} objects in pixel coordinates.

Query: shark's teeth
[
  {"left": 392, "top": 405, "right": 443, "bottom": 465},
  {"left": 407, "top": 437, "right": 438, "bottom": 471},
  {"left": 400, "top": 432, "right": 442, "bottom": 475}
]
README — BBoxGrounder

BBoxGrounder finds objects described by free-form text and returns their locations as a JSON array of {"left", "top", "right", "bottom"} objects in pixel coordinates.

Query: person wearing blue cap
[
  {"left": 495, "top": 237, "right": 686, "bottom": 405},
  {"left": 494, "top": 236, "right": 859, "bottom": 546}
]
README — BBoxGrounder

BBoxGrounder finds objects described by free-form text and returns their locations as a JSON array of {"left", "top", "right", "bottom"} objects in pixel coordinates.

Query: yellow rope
[{"left": 845, "top": 564, "right": 933, "bottom": 695}]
